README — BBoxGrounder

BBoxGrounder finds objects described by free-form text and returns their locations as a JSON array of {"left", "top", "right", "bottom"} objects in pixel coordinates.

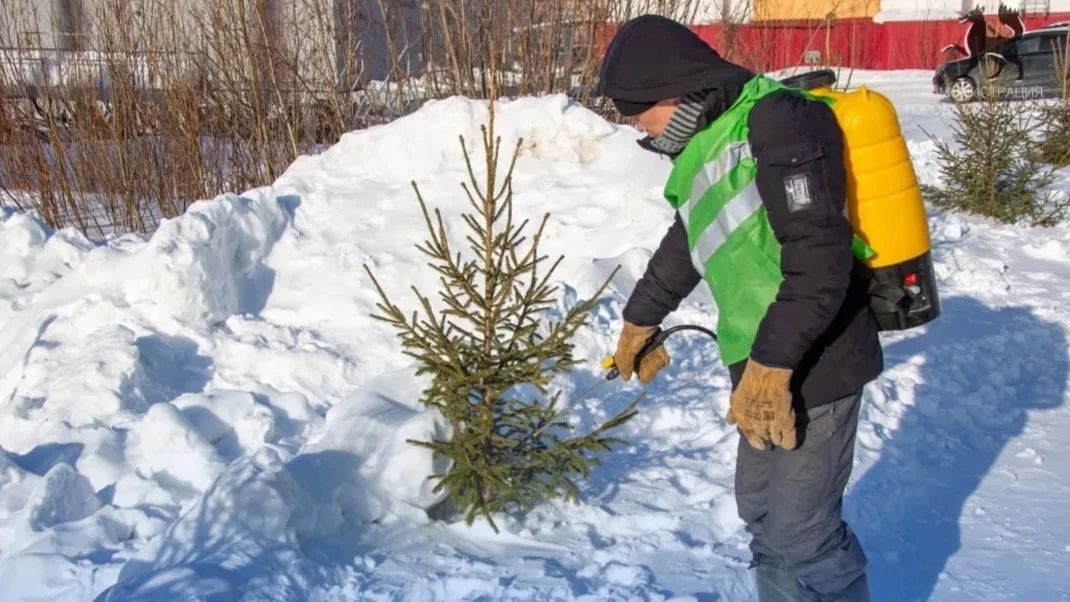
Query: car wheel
[{"left": 948, "top": 77, "right": 976, "bottom": 103}]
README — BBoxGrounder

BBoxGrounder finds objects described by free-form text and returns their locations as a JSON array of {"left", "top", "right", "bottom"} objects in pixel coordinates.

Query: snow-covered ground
[{"left": 1, "top": 69, "right": 1068, "bottom": 602}]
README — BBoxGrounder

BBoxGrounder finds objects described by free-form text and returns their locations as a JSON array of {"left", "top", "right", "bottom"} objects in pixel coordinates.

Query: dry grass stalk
[{"left": 0, "top": 0, "right": 887, "bottom": 238}]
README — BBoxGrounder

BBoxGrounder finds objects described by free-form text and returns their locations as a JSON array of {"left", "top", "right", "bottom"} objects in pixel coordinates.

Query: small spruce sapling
[
  {"left": 1036, "top": 34, "right": 1070, "bottom": 168},
  {"left": 363, "top": 97, "right": 641, "bottom": 532},
  {"left": 921, "top": 75, "right": 1067, "bottom": 227}
]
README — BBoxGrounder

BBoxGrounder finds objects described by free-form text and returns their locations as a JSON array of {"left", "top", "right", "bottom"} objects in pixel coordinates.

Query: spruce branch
[
  {"left": 365, "top": 93, "right": 638, "bottom": 533},
  {"left": 922, "top": 91, "right": 1065, "bottom": 227}
]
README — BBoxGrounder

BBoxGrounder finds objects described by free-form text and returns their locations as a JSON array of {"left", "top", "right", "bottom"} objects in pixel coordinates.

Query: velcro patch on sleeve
[{"left": 783, "top": 173, "right": 814, "bottom": 213}]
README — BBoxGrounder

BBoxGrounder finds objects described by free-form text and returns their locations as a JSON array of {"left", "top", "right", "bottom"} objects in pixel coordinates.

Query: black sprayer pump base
[
  {"left": 867, "top": 250, "right": 942, "bottom": 331},
  {"left": 779, "top": 68, "right": 838, "bottom": 90}
]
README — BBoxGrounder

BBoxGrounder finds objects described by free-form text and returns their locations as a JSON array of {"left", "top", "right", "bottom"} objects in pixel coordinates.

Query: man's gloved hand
[
  {"left": 726, "top": 358, "right": 797, "bottom": 450},
  {"left": 614, "top": 321, "right": 669, "bottom": 384}
]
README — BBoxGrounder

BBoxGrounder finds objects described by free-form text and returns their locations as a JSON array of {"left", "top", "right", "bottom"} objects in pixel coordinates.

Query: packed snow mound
[
  {"left": 2, "top": 78, "right": 1070, "bottom": 602},
  {"left": 0, "top": 93, "right": 679, "bottom": 601},
  {"left": 318, "top": 95, "right": 620, "bottom": 178}
]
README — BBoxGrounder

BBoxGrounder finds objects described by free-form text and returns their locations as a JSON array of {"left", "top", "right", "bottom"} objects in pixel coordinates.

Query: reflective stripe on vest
[{"left": 675, "top": 140, "right": 763, "bottom": 276}]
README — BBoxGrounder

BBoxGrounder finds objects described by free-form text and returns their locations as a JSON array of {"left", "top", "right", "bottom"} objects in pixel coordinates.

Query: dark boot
[{"left": 755, "top": 564, "right": 805, "bottom": 602}]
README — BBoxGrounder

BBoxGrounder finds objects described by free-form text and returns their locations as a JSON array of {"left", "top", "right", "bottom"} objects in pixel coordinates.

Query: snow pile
[{"left": 1, "top": 71, "right": 1070, "bottom": 601}]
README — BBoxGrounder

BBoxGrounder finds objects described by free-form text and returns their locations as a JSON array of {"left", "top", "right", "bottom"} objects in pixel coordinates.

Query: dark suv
[{"left": 933, "top": 24, "right": 1069, "bottom": 102}]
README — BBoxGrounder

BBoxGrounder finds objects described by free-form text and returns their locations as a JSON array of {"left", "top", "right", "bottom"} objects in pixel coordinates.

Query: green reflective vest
[{"left": 663, "top": 74, "right": 867, "bottom": 366}]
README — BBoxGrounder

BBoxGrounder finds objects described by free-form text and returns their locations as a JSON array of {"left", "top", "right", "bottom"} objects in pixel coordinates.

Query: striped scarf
[{"left": 649, "top": 90, "right": 711, "bottom": 156}]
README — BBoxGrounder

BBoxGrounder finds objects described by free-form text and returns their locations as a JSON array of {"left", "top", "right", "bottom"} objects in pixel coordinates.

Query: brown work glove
[
  {"left": 614, "top": 321, "right": 669, "bottom": 384},
  {"left": 726, "top": 358, "right": 797, "bottom": 450}
]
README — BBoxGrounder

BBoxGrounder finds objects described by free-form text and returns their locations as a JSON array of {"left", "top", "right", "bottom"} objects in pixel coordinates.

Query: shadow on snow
[{"left": 847, "top": 296, "right": 1069, "bottom": 602}]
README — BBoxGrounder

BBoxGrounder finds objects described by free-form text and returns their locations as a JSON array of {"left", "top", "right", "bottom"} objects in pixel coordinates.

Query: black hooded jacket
[{"left": 601, "top": 15, "right": 883, "bottom": 409}]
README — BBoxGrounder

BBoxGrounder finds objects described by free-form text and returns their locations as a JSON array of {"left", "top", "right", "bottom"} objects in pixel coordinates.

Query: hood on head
[
  {"left": 596, "top": 14, "right": 754, "bottom": 115},
  {"left": 597, "top": 15, "right": 755, "bottom": 156}
]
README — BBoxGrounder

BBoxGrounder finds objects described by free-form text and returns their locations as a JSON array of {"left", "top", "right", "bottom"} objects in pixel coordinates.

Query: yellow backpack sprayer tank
[{"left": 779, "top": 69, "right": 941, "bottom": 331}]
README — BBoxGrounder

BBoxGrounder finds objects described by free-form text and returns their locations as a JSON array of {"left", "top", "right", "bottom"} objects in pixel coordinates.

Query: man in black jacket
[{"left": 599, "top": 15, "right": 883, "bottom": 602}]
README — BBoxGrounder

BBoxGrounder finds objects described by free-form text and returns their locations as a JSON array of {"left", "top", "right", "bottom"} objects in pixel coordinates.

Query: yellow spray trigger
[{"left": 601, "top": 356, "right": 616, "bottom": 370}]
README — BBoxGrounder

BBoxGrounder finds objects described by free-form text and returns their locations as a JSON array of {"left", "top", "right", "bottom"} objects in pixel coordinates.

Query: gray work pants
[{"left": 735, "top": 390, "right": 870, "bottom": 601}]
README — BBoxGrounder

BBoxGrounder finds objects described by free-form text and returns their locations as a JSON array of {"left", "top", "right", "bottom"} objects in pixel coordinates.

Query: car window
[
  {"left": 1009, "top": 36, "right": 1042, "bottom": 55},
  {"left": 1039, "top": 34, "right": 1068, "bottom": 55}
]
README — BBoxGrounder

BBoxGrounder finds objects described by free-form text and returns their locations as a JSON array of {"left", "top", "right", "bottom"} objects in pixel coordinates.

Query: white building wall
[
  {"left": 613, "top": 0, "right": 755, "bottom": 24},
  {"left": 875, "top": 0, "right": 969, "bottom": 21},
  {"left": 0, "top": 0, "right": 97, "bottom": 50},
  {"left": 1039, "top": 0, "right": 1070, "bottom": 12},
  {"left": 690, "top": 0, "right": 755, "bottom": 23}
]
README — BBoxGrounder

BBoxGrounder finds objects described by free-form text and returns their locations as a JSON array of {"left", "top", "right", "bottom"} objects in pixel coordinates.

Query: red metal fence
[{"left": 599, "top": 13, "right": 1070, "bottom": 73}]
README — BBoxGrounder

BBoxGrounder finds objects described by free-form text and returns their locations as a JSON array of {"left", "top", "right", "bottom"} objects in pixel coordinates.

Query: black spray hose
[
  {"left": 601, "top": 324, "right": 718, "bottom": 381},
  {"left": 516, "top": 324, "right": 721, "bottom": 445}
]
